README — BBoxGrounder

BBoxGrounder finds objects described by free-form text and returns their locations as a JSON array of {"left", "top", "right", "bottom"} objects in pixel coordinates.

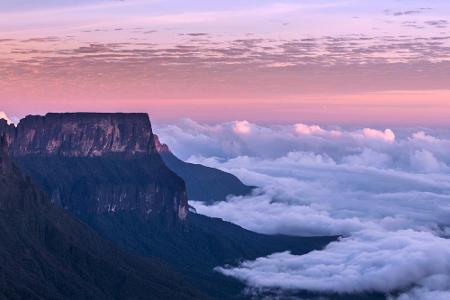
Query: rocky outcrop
[
  {"left": 0, "top": 118, "right": 15, "bottom": 147},
  {"left": 0, "top": 135, "right": 8, "bottom": 174},
  {"left": 7, "top": 113, "right": 188, "bottom": 223},
  {"left": 154, "top": 134, "right": 171, "bottom": 154},
  {"left": 154, "top": 134, "right": 254, "bottom": 203}
]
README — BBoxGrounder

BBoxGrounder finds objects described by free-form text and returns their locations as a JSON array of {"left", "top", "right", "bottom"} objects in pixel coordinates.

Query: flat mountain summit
[{"left": 0, "top": 113, "right": 335, "bottom": 299}]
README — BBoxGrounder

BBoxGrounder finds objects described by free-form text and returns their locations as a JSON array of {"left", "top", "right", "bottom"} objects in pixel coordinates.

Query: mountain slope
[
  {"left": 84, "top": 211, "right": 336, "bottom": 300},
  {"left": 0, "top": 135, "right": 205, "bottom": 300},
  {"left": 155, "top": 135, "right": 254, "bottom": 203}
]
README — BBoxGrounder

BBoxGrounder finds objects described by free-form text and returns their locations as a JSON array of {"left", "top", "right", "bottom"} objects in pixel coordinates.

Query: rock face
[
  {"left": 2, "top": 113, "right": 188, "bottom": 223},
  {"left": 0, "top": 118, "right": 15, "bottom": 147},
  {"left": 0, "top": 134, "right": 205, "bottom": 300},
  {"left": 154, "top": 134, "right": 171, "bottom": 154},
  {"left": 154, "top": 134, "right": 254, "bottom": 203},
  {"left": 13, "top": 113, "right": 155, "bottom": 157}
]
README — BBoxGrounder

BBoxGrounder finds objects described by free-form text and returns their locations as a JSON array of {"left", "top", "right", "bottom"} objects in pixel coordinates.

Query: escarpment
[{"left": 1, "top": 113, "right": 188, "bottom": 224}]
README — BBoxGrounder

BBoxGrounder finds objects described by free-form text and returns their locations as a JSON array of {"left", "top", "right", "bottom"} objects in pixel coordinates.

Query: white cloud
[
  {"left": 0, "top": 112, "right": 13, "bottom": 125},
  {"left": 294, "top": 123, "right": 324, "bottom": 135},
  {"left": 217, "top": 230, "right": 450, "bottom": 296},
  {"left": 191, "top": 152, "right": 450, "bottom": 237},
  {"left": 155, "top": 120, "right": 450, "bottom": 298},
  {"left": 233, "top": 121, "right": 252, "bottom": 135},
  {"left": 410, "top": 150, "right": 447, "bottom": 173},
  {"left": 361, "top": 128, "right": 396, "bottom": 142}
]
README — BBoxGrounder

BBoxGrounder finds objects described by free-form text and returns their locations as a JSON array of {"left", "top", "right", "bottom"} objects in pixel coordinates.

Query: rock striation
[
  {"left": 1, "top": 113, "right": 188, "bottom": 223},
  {"left": 13, "top": 113, "right": 155, "bottom": 157}
]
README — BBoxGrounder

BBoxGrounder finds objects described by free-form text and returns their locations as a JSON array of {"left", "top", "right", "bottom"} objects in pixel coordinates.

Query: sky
[{"left": 1, "top": 0, "right": 450, "bottom": 124}]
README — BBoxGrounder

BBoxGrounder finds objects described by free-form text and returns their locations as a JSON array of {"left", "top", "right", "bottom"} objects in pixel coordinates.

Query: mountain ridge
[{"left": 154, "top": 134, "right": 254, "bottom": 203}]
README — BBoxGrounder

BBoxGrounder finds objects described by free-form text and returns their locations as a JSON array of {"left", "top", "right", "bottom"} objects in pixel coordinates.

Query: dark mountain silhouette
[
  {"left": 154, "top": 134, "right": 254, "bottom": 203},
  {"left": 0, "top": 134, "right": 205, "bottom": 300},
  {"left": 1, "top": 114, "right": 335, "bottom": 299}
]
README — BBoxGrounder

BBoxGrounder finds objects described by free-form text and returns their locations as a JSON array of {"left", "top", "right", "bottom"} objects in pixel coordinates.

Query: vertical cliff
[
  {"left": 13, "top": 113, "right": 156, "bottom": 157},
  {"left": 11, "top": 113, "right": 188, "bottom": 224},
  {"left": 0, "top": 118, "right": 15, "bottom": 147}
]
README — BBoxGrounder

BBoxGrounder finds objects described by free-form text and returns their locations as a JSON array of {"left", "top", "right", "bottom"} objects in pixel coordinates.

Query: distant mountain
[
  {"left": 1, "top": 113, "right": 335, "bottom": 299},
  {"left": 0, "top": 134, "right": 205, "bottom": 300},
  {"left": 154, "top": 135, "right": 254, "bottom": 203}
]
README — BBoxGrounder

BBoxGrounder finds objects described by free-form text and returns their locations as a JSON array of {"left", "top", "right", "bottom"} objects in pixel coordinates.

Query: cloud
[
  {"left": 190, "top": 151, "right": 450, "bottom": 237},
  {"left": 217, "top": 230, "right": 450, "bottom": 297},
  {"left": 410, "top": 150, "right": 446, "bottom": 173},
  {"left": 156, "top": 120, "right": 450, "bottom": 298},
  {"left": 157, "top": 120, "right": 450, "bottom": 165},
  {"left": 2, "top": 32, "right": 450, "bottom": 107},
  {"left": 233, "top": 120, "right": 252, "bottom": 135},
  {"left": 361, "top": 128, "right": 396, "bottom": 142},
  {"left": 425, "top": 20, "right": 448, "bottom": 29},
  {"left": 0, "top": 112, "right": 13, "bottom": 125},
  {"left": 294, "top": 123, "right": 324, "bottom": 135}
]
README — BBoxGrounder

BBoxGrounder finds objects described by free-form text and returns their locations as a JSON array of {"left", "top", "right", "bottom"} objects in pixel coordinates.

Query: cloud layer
[
  {"left": 217, "top": 230, "right": 450, "bottom": 295},
  {"left": 156, "top": 120, "right": 450, "bottom": 299}
]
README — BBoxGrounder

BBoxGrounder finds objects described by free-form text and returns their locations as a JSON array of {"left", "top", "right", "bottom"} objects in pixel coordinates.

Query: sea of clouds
[{"left": 156, "top": 119, "right": 450, "bottom": 300}]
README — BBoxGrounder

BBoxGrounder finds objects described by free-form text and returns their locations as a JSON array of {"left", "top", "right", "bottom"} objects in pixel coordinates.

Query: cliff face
[
  {"left": 154, "top": 134, "right": 171, "bottom": 154},
  {"left": 13, "top": 113, "right": 155, "bottom": 157},
  {"left": 0, "top": 119, "right": 15, "bottom": 147},
  {"left": 5, "top": 113, "right": 188, "bottom": 223}
]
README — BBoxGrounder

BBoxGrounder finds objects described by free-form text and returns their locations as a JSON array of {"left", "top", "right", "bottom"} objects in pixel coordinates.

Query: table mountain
[
  {"left": 5, "top": 113, "right": 188, "bottom": 224},
  {"left": 1, "top": 113, "right": 335, "bottom": 299}
]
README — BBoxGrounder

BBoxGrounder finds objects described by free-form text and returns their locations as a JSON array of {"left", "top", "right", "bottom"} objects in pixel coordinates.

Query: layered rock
[
  {"left": 13, "top": 113, "right": 155, "bottom": 157},
  {"left": 7, "top": 113, "right": 188, "bottom": 223}
]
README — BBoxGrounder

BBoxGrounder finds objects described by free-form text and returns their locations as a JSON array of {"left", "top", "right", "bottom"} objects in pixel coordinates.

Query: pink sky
[{"left": 1, "top": 0, "right": 449, "bottom": 125}]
